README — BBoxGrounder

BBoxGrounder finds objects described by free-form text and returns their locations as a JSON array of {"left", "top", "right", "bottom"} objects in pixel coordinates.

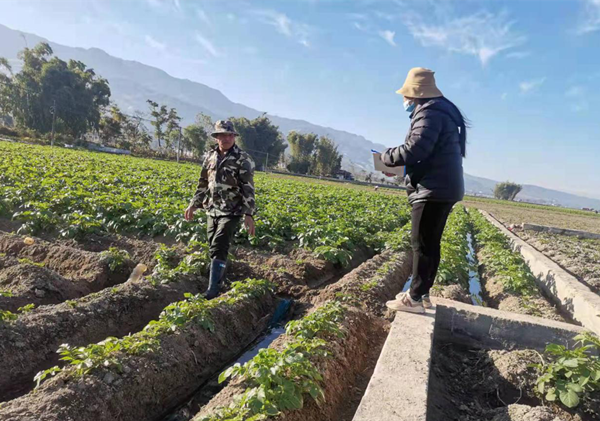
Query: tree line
[{"left": 0, "top": 42, "right": 342, "bottom": 176}]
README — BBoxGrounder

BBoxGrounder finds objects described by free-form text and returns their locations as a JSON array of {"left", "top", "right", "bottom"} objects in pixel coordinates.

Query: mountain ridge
[{"left": 1, "top": 23, "right": 599, "bottom": 209}]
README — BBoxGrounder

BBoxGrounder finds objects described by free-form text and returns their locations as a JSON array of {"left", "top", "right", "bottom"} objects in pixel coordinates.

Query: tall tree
[
  {"left": 312, "top": 135, "right": 342, "bottom": 176},
  {"left": 0, "top": 42, "right": 110, "bottom": 138},
  {"left": 229, "top": 114, "right": 287, "bottom": 169},
  {"left": 123, "top": 111, "right": 152, "bottom": 149},
  {"left": 146, "top": 99, "right": 168, "bottom": 148},
  {"left": 287, "top": 131, "right": 317, "bottom": 174},
  {"left": 165, "top": 107, "right": 181, "bottom": 150},
  {"left": 494, "top": 181, "right": 523, "bottom": 201},
  {"left": 98, "top": 104, "right": 126, "bottom": 147},
  {"left": 183, "top": 123, "right": 208, "bottom": 158}
]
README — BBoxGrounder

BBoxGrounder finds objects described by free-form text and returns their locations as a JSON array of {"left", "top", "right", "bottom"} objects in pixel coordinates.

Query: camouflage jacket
[{"left": 190, "top": 144, "right": 256, "bottom": 217}]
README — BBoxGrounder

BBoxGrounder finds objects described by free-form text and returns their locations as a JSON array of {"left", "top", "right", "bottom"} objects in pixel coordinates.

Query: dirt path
[{"left": 517, "top": 230, "right": 600, "bottom": 294}]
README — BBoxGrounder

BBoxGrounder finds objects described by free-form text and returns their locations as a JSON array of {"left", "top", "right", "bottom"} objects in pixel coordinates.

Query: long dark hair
[
  {"left": 445, "top": 97, "right": 469, "bottom": 158},
  {"left": 416, "top": 97, "right": 469, "bottom": 158}
]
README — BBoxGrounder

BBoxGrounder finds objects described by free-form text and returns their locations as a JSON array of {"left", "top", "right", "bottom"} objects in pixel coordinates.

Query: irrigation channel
[
  {"left": 402, "top": 232, "right": 484, "bottom": 306},
  {"left": 163, "top": 300, "right": 293, "bottom": 421},
  {"left": 0, "top": 207, "right": 578, "bottom": 421}
]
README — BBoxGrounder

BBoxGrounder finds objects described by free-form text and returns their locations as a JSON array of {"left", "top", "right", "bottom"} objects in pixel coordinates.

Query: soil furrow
[
  {"left": 191, "top": 250, "right": 412, "bottom": 421},
  {"left": 0, "top": 264, "right": 92, "bottom": 311},
  {"left": 0, "top": 275, "right": 205, "bottom": 402},
  {"left": 0, "top": 286, "right": 276, "bottom": 421},
  {"left": 0, "top": 232, "right": 135, "bottom": 293}
]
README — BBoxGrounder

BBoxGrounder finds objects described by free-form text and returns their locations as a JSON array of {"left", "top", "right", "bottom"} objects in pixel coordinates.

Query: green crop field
[{"left": 0, "top": 141, "right": 410, "bottom": 260}]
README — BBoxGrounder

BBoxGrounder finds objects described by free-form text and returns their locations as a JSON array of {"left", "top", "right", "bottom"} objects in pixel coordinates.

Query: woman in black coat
[{"left": 382, "top": 67, "right": 467, "bottom": 314}]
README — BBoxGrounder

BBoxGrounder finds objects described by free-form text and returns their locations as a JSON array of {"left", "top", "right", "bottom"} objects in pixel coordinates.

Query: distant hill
[
  {"left": 0, "top": 24, "right": 387, "bottom": 171},
  {"left": 2, "top": 23, "right": 599, "bottom": 210},
  {"left": 464, "top": 174, "right": 600, "bottom": 210}
]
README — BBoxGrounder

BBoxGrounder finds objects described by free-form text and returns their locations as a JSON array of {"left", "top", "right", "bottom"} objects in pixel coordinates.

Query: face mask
[{"left": 403, "top": 99, "right": 416, "bottom": 113}]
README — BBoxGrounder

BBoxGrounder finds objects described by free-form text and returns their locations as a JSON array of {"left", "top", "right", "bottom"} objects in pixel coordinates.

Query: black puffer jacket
[{"left": 382, "top": 97, "right": 465, "bottom": 204}]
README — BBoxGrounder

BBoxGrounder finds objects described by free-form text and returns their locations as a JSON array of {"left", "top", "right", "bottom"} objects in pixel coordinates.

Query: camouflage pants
[{"left": 206, "top": 215, "right": 241, "bottom": 261}]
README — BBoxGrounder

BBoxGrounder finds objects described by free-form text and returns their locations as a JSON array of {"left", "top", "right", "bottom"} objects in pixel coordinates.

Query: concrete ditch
[
  {"left": 352, "top": 298, "right": 587, "bottom": 421},
  {"left": 480, "top": 210, "right": 600, "bottom": 336}
]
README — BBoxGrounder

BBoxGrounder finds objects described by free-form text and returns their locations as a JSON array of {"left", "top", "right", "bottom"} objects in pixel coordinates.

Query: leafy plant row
[
  {"left": 34, "top": 278, "right": 275, "bottom": 388},
  {"left": 533, "top": 332, "right": 600, "bottom": 409},
  {"left": 0, "top": 142, "right": 410, "bottom": 261},
  {"left": 198, "top": 300, "right": 348, "bottom": 421},
  {"left": 469, "top": 210, "right": 539, "bottom": 297},
  {"left": 434, "top": 205, "right": 472, "bottom": 290}
]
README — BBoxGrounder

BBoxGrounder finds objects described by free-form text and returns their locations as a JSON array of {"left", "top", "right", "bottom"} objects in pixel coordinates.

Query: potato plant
[
  {"left": 0, "top": 142, "right": 410, "bottom": 263},
  {"left": 34, "top": 278, "right": 275, "bottom": 387},
  {"left": 202, "top": 301, "right": 348, "bottom": 421},
  {"left": 534, "top": 332, "right": 600, "bottom": 408},
  {"left": 434, "top": 205, "right": 472, "bottom": 290},
  {"left": 470, "top": 210, "right": 539, "bottom": 296}
]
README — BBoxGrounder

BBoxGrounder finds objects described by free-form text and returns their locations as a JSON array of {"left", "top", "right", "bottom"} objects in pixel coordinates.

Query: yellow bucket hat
[{"left": 396, "top": 67, "right": 443, "bottom": 99}]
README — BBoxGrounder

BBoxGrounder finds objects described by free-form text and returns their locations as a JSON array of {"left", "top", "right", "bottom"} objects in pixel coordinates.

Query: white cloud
[
  {"left": 354, "top": 22, "right": 368, "bottom": 32},
  {"left": 566, "top": 85, "right": 585, "bottom": 97},
  {"left": 379, "top": 30, "right": 397, "bottom": 47},
  {"left": 403, "top": 9, "right": 525, "bottom": 66},
  {"left": 577, "top": 0, "right": 600, "bottom": 34},
  {"left": 146, "top": 0, "right": 180, "bottom": 12},
  {"left": 197, "top": 8, "right": 212, "bottom": 27},
  {"left": 195, "top": 32, "right": 220, "bottom": 57},
  {"left": 506, "top": 51, "right": 531, "bottom": 59},
  {"left": 519, "top": 77, "right": 546, "bottom": 93},
  {"left": 254, "top": 9, "right": 312, "bottom": 47},
  {"left": 145, "top": 35, "right": 166, "bottom": 51},
  {"left": 565, "top": 85, "right": 589, "bottom": 112},
  {"left": 501, "top": 92, "right": 508, "bottom": 100}
]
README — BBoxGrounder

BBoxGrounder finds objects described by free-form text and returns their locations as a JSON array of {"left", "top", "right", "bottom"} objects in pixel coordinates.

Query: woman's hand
[
  {"left": 184, "top": 206, "right": 197, "bottom": 221},
  {"left": 244, "top": 215, "right": 255, "bottom": 236}
]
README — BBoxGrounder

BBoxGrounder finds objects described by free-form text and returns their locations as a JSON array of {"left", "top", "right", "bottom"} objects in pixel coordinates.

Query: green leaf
[
  {"left": 563, "top": 358, "right": 579, "bottom": 368},
  {"left": 559, "top": 388, "right": 580, "bottom": 408},
  {"left": 546, "top": 388, "right": 557, "bottom": 401}
]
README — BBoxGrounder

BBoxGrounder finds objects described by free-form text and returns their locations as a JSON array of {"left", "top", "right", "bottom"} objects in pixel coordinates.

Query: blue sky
[{"left": 2, "top": 0, "right": 600, "bottom": 199}]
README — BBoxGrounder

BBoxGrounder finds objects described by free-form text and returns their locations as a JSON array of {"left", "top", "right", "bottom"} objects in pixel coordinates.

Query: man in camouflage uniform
[{"left": 184, "top": 120, "right": 256, "bottom": 299}]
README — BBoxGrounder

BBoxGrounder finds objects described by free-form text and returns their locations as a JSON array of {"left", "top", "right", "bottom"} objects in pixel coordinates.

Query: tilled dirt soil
[
  {"left": 516, "top": 230, "right": 600, "bottom": 294},
  {"left": 0, "top": 264, "right": 92, "bottom": 311},
  {"left": 314, "top": 250, "right": 412, "bottom": 317},
  {"left": 0, "top": 241, "right": 364, "bottom": 403},
  {"left": 0, "top": 289, "right": 276, "bottom": 421},
  {"left": 463, "top": 201, "right": 600, "bottom": 234},
  {"left": 477, "top": 248, "right": 565, "bottom": 321},
  {"left": 0, "top": 231, "right": 135, "bottom": 289},
  {"left": 194, "top": 308, "right": 385, "bottom": 421},
  {"left": 0, "top": 274, "right": 206, "bottom": 402},
  {"left": 192, "top": 251, "right": 413, "bottom": 421},
  {"left": 428, "top": 343, "right": 598, "bottom": 421}
]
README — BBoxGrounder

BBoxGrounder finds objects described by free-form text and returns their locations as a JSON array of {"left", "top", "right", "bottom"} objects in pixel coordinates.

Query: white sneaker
[
  {"left": 386, "top": 292, "right": 425, "bottom": 314},
  {"left": 395, "top": 292, "right": 432, "bottom": 309}
]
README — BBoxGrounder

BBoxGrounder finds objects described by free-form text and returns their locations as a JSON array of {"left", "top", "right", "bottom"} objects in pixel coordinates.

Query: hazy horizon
[{"left": 1, "top": 0, "right": 600, "bottom": 200}]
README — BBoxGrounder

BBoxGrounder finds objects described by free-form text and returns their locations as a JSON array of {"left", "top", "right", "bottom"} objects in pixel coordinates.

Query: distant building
[{"left": 335, "top": 170, "right": 354, "bottom": 181}]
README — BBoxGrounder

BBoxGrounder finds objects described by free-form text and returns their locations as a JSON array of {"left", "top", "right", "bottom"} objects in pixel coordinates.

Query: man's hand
[
  {"left": 184, "top": 206, "right": 197, "bottom": 221},
  {"left": 244, "top": 215, "right": 255, "bottom": 236}
]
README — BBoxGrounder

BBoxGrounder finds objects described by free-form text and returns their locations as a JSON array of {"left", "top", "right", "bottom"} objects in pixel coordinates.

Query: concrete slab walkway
[{"left": 352, "top": 308, "right": 435, "bottom": 421}]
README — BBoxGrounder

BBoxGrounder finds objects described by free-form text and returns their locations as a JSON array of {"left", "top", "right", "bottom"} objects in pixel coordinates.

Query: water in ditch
[
  {"left": 163, "top": 298, "right": 293, "bottom": 421},
  {"left": 401, "top": 233, "right": 484, "bottom": 306},
  {"left": 466, "top": 232, "right": 484, "bottom": 306}
]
